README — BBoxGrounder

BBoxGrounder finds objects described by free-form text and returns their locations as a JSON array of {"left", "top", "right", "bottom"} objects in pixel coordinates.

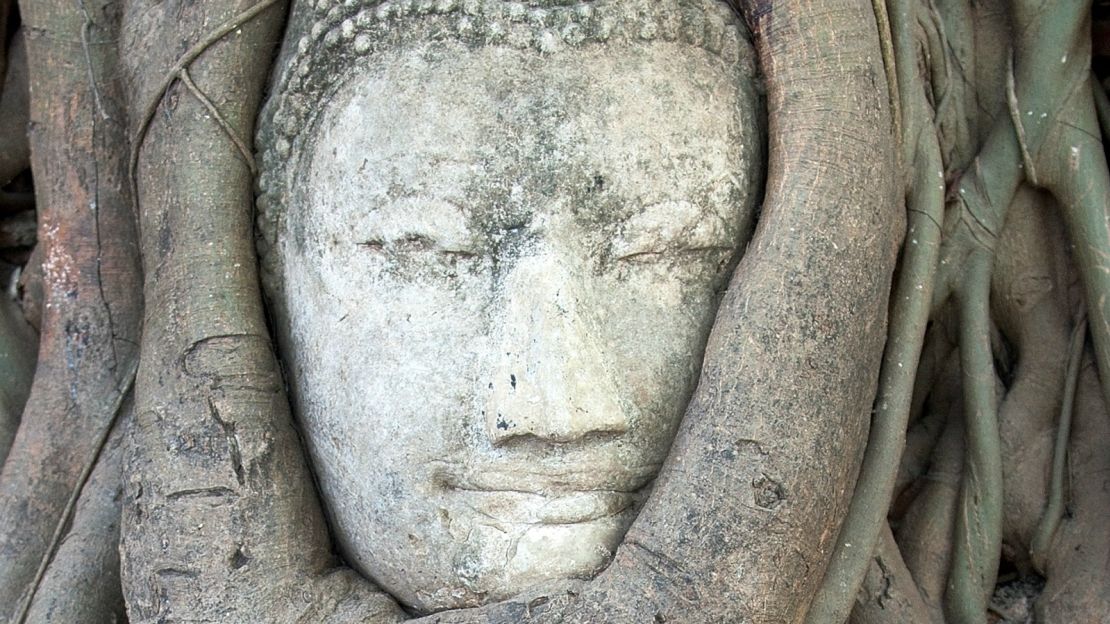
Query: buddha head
[{"left": 256, "top": 0, "right": 763, "bottom": 613}]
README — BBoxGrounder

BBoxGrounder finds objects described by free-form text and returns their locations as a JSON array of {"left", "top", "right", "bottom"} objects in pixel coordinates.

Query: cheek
[
  {"left": 592, "top": 266, "right": 724, "bottom": 428},
  {"left": 284, "top": 253, "right": 498, "bottom": 454}
]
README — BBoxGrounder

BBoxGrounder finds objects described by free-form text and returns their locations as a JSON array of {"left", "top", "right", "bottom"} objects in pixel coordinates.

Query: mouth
[
  {"left": 467, "top": 489, "right": 641, "bottom": 524},
  {"left": 432, "top": 463, "right": 660, "bottom": 525}
]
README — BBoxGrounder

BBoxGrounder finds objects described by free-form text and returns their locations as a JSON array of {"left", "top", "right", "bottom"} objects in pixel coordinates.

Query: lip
[
  {"left": 432, "top": 463, "right": 660, "bottom": 525},
  {"left": 434, "top": 463, "right": 661, "bottom": 495},
  {"left": 463, "top": 489, "right": 641, "bottom": 524}
]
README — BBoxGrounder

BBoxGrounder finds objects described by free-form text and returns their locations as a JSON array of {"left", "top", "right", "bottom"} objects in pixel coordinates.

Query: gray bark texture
[
  {"left": 1, "top": 0, "right": 1108, "bottom": 621},
  {"left": 0, "top": 0, "right": 140, "bottom": 620}
]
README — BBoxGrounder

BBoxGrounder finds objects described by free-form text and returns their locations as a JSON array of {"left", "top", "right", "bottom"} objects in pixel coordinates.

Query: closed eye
[
  {"left": 615, "top": 244, "right": 734, "bottom": 264},
  {"left": 357, "top": 239, "right": 386, "bottom": 252},
  {"left": 440, "top": 249, "right": 478, "bottom": 259},
  {"left": 357, "top": 235, "right": 478, "bottom": 259}
]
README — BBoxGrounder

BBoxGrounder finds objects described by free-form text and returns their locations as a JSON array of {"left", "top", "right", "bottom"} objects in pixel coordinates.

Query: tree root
[
  {"left": 990, "top": 187, "right": 1073, "bottom": 568},
  {"left": 1029, "top": 315, "right": 1087, "bottom": 573},
  {"left": 10, "top": 366, "right": 134, "bottom": 623},
  {"left": 898, "top": 388, "right": 964, "bottom": 622},
  {"left": 21, "top": 407, "right": 131, "bottom": 624},
  {"left": 0, "top": 0, "right": 141, "bottom": 619},
  {"left": 803, "top": 0, "right": 943, "bottom": 616},
  {"left": 5, "top": 0, "right": 1110, "bottom": 622},
  {"left": 945, "top": 252, "right": 1004, "bottom": 623},
  {"left": 1035, "top": 362, "right": 1110, "bottom": 623},
  {"left": 848, "top": 523, "right": 937, "bottom": 624},
  {"left": 127, "top": 0, "right": 280, "bottom": 205}
]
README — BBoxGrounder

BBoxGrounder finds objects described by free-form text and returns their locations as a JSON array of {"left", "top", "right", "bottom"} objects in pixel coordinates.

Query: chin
[{"left": 401, "top": 506, "right": 638, "bottom": 614}]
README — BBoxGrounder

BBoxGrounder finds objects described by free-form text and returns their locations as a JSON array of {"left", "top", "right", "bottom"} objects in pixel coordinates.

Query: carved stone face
[{"left": 275, "top": 32, "right": 762, "bottom": 613}]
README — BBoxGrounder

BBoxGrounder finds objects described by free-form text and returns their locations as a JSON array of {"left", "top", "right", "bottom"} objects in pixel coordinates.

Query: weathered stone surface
[{"left": 259, "top": 0, "right": 762, "bottom": 613}]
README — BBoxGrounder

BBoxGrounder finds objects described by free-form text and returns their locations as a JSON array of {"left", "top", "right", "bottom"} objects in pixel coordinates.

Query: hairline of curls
[{"left": 254, "top": 0, "right": 754, "bottom": 297}]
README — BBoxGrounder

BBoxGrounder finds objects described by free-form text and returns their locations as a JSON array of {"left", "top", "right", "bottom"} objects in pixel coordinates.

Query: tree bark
[
  {"left": 0, "top": 0, "right": 140, "bottom": 619},
  {"left": 2, "top": 0, "right": 1108, "bottom": 621},
  {"left": 23, "top": 407, "right": 130, "bottom": 623}
]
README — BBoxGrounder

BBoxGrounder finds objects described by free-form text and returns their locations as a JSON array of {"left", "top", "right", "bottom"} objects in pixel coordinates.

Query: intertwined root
[
  {"left": 1, "top": 0, "right": 1109, "bottom": 622},
  {"left": 814, "top": 1, "right": 1110, "bottom": 623}
]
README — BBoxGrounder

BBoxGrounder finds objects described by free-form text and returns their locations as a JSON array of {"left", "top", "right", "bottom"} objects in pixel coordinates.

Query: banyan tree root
[
  {"left": 891, "top": 356, "right": 964, "bottom": 623},
  {"left": 847, "top": 523, "right": 937, "bottom": 624},
  {"left": 990, "top": 187, "right": 1074, "bottom": 574},
  {"left": 1, "top": 0, "right": 1110, "bottom": 621},
  {"left": 1034, "top": 360, "right": 1110, "bottom": 623},
  {"left": 814, "top": 0, "right": 1110, "bottom": 622},
  {"left": 20, "top": 408, "right": 131, "bottom": 624},
  {"left": 0, "top": 0, "right": 141, "bottom": 620},
  {"left": 119, "top": 0, "right": 898, "bottom": 621}
]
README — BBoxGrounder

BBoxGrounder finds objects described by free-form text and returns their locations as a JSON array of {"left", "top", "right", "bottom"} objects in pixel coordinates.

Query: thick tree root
[
  {"left": 1035, "top": 363, "right": 1110, "bottom": 623},
  {"left": 21, "top": 408, "right": 131, "bottom": 624},
  {"left": 3, "top": 0, "right": 1110, "bottom": 622},
  {"left": 0, "top": 0, "right": 141, "bottom": 619},
  {"left": 898, "top": 387, "right": 963, "bottom": 622},
  {"left": 803, "top": 0, "right": 945, "bottom": 616},
  {"left": 990, "top": 188, "right": 1073, "bottom": 571}
]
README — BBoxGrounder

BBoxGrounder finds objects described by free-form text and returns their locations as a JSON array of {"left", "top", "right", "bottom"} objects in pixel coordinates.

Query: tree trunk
[{"left": 0, "top": 0, "right": 1108, "bottom": 622}]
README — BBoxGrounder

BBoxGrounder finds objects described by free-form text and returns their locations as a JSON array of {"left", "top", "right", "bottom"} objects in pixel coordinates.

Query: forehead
[{"left": 307, "top": 40, "right": 759, "bottom": 204}]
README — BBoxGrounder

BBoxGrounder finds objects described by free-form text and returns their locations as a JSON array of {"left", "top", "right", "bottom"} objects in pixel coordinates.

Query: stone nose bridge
[{"left": 484, "top": 251, "right": 628, "bottom": 446}]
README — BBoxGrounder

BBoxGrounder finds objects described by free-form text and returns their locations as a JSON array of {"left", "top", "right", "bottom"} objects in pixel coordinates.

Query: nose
[{"left": 485, "top": 252, "right": 628, "bottom": 445}]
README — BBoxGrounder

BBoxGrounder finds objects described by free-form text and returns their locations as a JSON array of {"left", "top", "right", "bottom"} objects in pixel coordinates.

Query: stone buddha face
[{"left": 260, "top": 0, "right": 762, "bottom": 614}]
